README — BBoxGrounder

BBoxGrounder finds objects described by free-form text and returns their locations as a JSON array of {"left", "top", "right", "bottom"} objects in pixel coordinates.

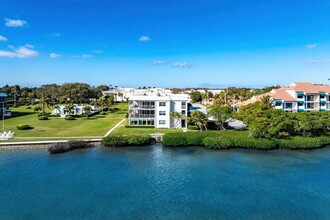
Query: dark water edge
[{"left": 0, "top": 144, "right": 330, "bottom": 219}]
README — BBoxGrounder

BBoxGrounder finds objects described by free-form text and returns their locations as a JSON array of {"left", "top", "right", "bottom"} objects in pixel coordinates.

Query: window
[
  {"left": 297, "top": 95, "right": 304, "bottom": 99},
  {"left": 284, "top": 103, "right": 293, "bottom": 109},
  {"left": 181, "top": 110, "right": 186, "bottom": 115},
  {"left": 298, "top": 102, "right": 304, "bottom": 107},
  {"left": 321, "top": 103, "right": 326, "bottom": 107},
  {"left": 159, "top": 120, "right": 166, "bottom": 125},
  {"left": 159, "top": 111, "right": 166, "bottom": 116},
  {"left": 275, "top": 102, "right": 282, "bottom": 107},
  {"left": 320, "top": 94, "right": 326, "bottom": 99},
  {"left": 159, "top": 102, "right": 166, "bottom": 107}
]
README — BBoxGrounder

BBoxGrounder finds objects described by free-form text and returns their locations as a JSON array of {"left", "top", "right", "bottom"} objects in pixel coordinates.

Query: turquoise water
[{"left": 0, "top": 145, "right": 330, "bottom": 219}]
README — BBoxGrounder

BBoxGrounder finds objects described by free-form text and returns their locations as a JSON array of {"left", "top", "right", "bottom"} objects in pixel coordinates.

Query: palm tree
[
  {"left": 65, "top": 103, "right": 76, "bottom": 115},
  {"left": 170, "top": 111, "right": 182, "bottom": 128},
  {"left": 260, "top": 95, "right": 273, "bottom": 109},
  {"left": 188, "top": 110, "right": 208, "bottom": 131},
  {"left": 38, "top": 96, "right": 51, "bottom": 115},
  {"left": 97, "top": 97, "right": 107, "bottom": 112}
]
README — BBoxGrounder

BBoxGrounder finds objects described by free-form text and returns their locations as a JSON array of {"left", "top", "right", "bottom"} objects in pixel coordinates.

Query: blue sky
[{"left": 0, "top": 0, "right": 330, "bottom": 88}]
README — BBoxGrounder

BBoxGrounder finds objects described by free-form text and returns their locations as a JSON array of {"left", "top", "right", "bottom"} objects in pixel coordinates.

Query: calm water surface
[{"left": 0, "top": 145, "right": 330, "bottom": 219}]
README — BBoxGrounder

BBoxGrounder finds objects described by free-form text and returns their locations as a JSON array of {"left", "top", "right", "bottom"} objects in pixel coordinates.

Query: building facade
[
  {"left": 0, "top": 93, "right": 8, "bottom": 117},
  {"left": 237, "top": 82, "right": 330, "bottom": 112},
  {"left": 128, "top": 94, "right": 188, "bottom": 129}
]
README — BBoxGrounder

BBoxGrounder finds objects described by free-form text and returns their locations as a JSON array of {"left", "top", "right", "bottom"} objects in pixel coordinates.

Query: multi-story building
[
  {"left": 0, "top": 93, "right": 8, "bottom": 116},
  {"left": 237, "top": 82, "right": 330, "bottom": 112},
  {"left": 128, "top": 93, "right": 189, "bottom": 129},
  {"left": 102, "top": 87, "right": 173, "bottom": 102}
]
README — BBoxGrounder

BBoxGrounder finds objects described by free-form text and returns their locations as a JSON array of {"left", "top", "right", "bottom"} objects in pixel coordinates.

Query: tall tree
[{"left": 188, "top": 110, "right": 208, "bottom": 131}]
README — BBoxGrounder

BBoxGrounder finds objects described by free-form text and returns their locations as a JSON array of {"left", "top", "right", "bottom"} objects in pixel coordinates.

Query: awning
[
  {"left": 297, "top": 92, "right": 304, "bottom": 96},
  {"left": 320, "top": 101, "right": 327, "bottom": 104},
  {"left": 298, "top": 109, "right": 305, "bottom": 112},
  {"left": 275, "top": 100, "right": 282, "bottom": 104}
]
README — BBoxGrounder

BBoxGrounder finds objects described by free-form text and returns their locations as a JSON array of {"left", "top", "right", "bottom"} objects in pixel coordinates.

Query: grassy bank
[
  {"left": 1, "top": 103, "right": 128, "bottom": 141},
  {"left": 162, "top": 131, "right": 330, "bottom": 150}
]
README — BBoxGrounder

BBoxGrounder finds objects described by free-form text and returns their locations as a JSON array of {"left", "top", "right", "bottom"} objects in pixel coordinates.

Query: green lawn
[
  {"left": 1, "top": 102, "right": 128, "bottom": 141},
  {"left": 111, "top": 122, "right": 183, "bottom": 135}
]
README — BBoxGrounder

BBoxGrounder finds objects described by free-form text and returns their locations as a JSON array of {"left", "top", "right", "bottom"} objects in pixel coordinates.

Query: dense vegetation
[
  {"left": 102, "top": 135, "right": 154, "bottom": 147},
  {"left": 48, "top": 140, "right": 95, "bottom": 154},
  {"left": 236, "top": 100, "right": 330, "bottom": 138},
  {"left": 163, "top": 132, "right": 330, "bottom": 150}
]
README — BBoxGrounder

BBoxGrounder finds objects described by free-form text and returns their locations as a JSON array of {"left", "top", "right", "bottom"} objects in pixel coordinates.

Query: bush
[
  {"left": 203, "top": 137, "right": 231, "bottom": 149},
  {"left": 102, "top": 136, "right": 128, "bottom": 147},
  {"left": 87, "top": 111, "right": 100, "bottom": 117},
  {"left": 188, "top": 125, "right": 199, "bottom": 130},
  {"left": 126, "top": 135, "right": 153, "bottom": 146},
  {"left": 186, "top": 133, "right": 207, "bottom": 146},
  {"left": 65, "top": 115, "right": 76, "bottom": 120},
  {"left": 102, "top": 135, "right": 153, "bottom": 147},
  {"left": 26, "top": 106, "right": 32, "bottom": 109},
  {"left": 38, "top": 116, "right": 49, "bottom": 120},
  {"left": 277, "top": 136, "right": 330, "bottom": 149},
  {"left": 162, "top": 133, "right": 187, "bottom": 146},
  {"left": 100, "top": 112, "right": 107, "bottom": 115},
  {"left": 48, "top": 141, "right": 94, "bottom": 154},
  {"left": 16, "top": 124, "right": 33, "bottom": 130}
]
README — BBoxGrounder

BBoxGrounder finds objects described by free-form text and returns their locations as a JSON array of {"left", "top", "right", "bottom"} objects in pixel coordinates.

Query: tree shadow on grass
[{"left": 2, "top": 111, "right": 35, "bottom": 120}]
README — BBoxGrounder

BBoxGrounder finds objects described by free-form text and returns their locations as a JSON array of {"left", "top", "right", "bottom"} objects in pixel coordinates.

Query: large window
[
  {"left": 284, "top": 103, "right": 293, "bottom": 109},
  {"left": 159, "top": 111, "right": 166, "bottom": 116},
  {"left": 305, "top": 95, "right": 314, "bottom": 102},
  {"left": 159, "top": 102, "right": 166, "bottom": 107},
  {"left": 159, "top": 120, "right": 166, "bottom": 125}
]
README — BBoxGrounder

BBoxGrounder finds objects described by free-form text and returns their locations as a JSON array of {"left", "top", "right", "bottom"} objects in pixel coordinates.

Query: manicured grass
[
  {"left": 1, "top": 103, "right": 128, "bottom": 140},
  {"left": 111, "top": 122, "right": 183, "bottom": 135}
]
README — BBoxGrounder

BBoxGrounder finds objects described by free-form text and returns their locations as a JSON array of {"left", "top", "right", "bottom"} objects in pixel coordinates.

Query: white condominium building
[
  {"left": 128, "top": 93, "right": 189, "bottom": 129},
  {"left": 102, "top": 87, "right": 172, "bottom": 102}
]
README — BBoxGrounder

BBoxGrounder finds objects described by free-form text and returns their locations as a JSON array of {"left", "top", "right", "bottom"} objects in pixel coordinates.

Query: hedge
[
  {"left": 102, "top": 135, "right": 153, "bottom": 147},
  {"left": 162, "top": 132, "right": 330, "bottom": 150},
  {"left": 48, "top": 141, "right": 95, "bottom": 154}
]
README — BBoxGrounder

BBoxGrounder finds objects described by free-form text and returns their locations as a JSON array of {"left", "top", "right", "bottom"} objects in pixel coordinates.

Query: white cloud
[
  {"left": 153, "top": 60, "right": 166, "bottom": 65},
  {"left": 24, "top": 44, "right": 34, "bottom": 49},
  {"left": 93, "top": 49, "right": 103, "bottom": 54},
  {"left": 139, "top": 36, "right": 150, "bottom": 42},
  {"left": 82, "top": 54, "right": 92, "bottom": 58},
  {"left": 5, "top": 18, "right": 27, "bottom": 27},
  {"left": 51, "top": 33, "right": 61, "bottom": 37},
  {"left": 0, "top": 35, "right": 8, "bottom": 42},
  {"left": 306, "top": 43, "right": 317, "bottom": 49},
  {"left": 0, "top": 45, "right": 38, "bottom": 58},
  {"left": 300, "top": 60, "right": 330, "bottom": 65},
  {"left": 50, "top": 53, "right": 61, "bottom": 58},
  {"left": 173, "top": 62, "right": 193, "bottom": 68}
]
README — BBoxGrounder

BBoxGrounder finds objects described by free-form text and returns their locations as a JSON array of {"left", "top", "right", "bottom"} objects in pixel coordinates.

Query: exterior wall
[
  {"left": 155, "top": 100, "right": 171, "bottom": 128},
  {"left": 128, "top": 98, "right": 188, "bottom": 129}
]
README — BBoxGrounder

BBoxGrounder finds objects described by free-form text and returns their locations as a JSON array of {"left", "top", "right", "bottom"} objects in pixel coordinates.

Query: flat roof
[{"left": 130, "top": 94, "right": 189, "bottom": 101}]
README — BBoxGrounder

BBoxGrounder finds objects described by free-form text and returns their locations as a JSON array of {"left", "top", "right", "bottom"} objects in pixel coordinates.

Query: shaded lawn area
[{"left": 1, "top": 103, "right": 128, "bottom": 138}]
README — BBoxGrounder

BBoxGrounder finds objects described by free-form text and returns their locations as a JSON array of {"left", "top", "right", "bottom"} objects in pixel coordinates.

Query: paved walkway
[{"left": 103, "top": 118, "right": 126, "bottom": 137}]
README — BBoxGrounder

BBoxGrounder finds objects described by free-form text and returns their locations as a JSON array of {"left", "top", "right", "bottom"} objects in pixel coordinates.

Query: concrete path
[{"left": 103, "top": 118, "right": 126, "bottom": 137}]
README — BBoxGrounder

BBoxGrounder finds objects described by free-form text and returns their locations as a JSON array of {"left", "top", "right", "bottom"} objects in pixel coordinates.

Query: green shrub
[
  {"left": 126, "top": 135, "right": 153, "bottom": 145},
  {"left": 38, "top": 116, "right": 49, "bottom": 120},
  {"left": 203, "top": 137, "right": 231, "bottom": 149},
  {"left": 100, "top": 112, "right": 107, "bottom": 115},
  {"left": 186, "top": 133, "right": 207, "bottom": 146},
  {"left": 16, "top": 124, "right": 33, "bottom": 130},
  {"left": 188, "top": 125, "right": 199, "bottom": 130},
  {"left": 26, "top": 106, "right": 32, "bottom": 109},
  {"left": 102, "top": 135, "right": 153, "bottom": 147},
  {"left": 277, "top": 136, "right": 330, "bottom": 149},
  {"left": 102, "top": 135, "right": 128, "bottom": 147},
  {"left": 162, "top": 133, "right": 187, "bottom": 146},
  {"left": 65, "top": 115, "right": 76, "bottom": 120}
]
